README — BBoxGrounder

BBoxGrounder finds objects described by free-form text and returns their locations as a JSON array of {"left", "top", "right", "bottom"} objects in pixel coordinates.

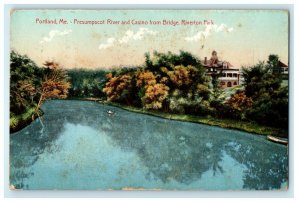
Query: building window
[
  {"left": 220, "top": 81, "right": 225, "bottom": 85},
  {"left": 227, "top": 73, "right": 233, "bottom": 77},
  {"left": 227, "top": 82, "right": 232, "bottom": 87},
  {"left": 233, "top": 73, "right": 238, "bottom": 77},
  {"left": 221, "top": 73, "right": 226, "bottom": 77},
  {"left": 233, "top": 81, "right": 237, "bottom": 85}
]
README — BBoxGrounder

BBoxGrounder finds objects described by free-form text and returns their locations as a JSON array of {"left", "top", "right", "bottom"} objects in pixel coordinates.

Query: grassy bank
[
  {"left": 10, "top": 107, "right": 36, "bottom": 133},
  {"left": 105, "top": 102, "right": 288, "bottom": 138}
]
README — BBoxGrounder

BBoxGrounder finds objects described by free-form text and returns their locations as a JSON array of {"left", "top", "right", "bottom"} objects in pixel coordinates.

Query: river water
[{"left": 10, "top": 100, "right": 288, "bottom": 190}]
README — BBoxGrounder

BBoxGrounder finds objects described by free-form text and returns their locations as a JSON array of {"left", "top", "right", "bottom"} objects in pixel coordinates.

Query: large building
[{"left": 201, "top": 51, "right": 241, "bottom": 88}]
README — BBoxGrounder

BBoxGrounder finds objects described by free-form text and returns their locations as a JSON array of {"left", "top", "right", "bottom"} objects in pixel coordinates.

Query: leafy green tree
[
  {"left": 246, "top": 86, "right": 288, "bottom": 129},
  {"left": 144, "top": 50, "right": 204, "bottom": 73},
  {"left": 10, "top": 51, "right": 43, "bottom": 115},
  {"left": 242, "top": 62, "right": 266, "bottom": 99},
  {"left": 241, "top": 55, "right": 288, "bottom": 129},
  {"left": 67, "top": 68, "right": 107, "bottom": 98}
]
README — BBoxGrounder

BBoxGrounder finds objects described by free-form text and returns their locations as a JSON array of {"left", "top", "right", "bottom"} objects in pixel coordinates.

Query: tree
[
  {"left": 242, "top": 62, "right": 267, "bottom": 99},
  {"left": 102, "top": 51, "right": 211, "bottom": 114},
  {"left": 246, "top": 86, "right": 288, "bottom": 129},
  {"left": 167, "top": 65, "right": 196, "bottom": 87},
  {"left": 242, "top": 57, "right": 282, "bottom": 99},
  {"left": 32, "top": 61, "right": 70, "bottom": 119},
  {"left": 10, "top": 51, "right": 43, "bottom": 115},
  {"left": 144, "top": 50, "right": 204, "bottom": 73},
  {"left": 226, "top": 91, "right": 253, "bottom": 111},
  {"left": 136, "top": 71, "right": 156, "bottom": 87},
  {"left": 240, "top": 55, "right": 288, "bottom": 129},
  {"left": 103, "top": 73, "right": 133, "bottom": 104},
  {"left": 67, "top": 68, "right": 107, "bottom": 98},
  {"left": 225, "top": 91, "right": 253, "bottom": 119},
  {"left": 142, "top": 83, "right": 169, "bottom": 109}
]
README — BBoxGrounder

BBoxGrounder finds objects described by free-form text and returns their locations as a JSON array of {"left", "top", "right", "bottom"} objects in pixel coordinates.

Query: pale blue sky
[{"left": 11, "top": 10, "right": 289, "bottom": 69}]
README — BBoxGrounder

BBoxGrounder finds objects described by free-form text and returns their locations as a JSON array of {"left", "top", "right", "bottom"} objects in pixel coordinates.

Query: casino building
[{"left": 201, "top": 51, "right": 242, "bottom": 88}]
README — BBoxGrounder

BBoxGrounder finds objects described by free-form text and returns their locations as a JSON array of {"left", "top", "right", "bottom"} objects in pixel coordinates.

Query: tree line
[
  {"left": 10, "top": 50, "right": 288, "bottom": 134},
  {"left": 101, "top": 51, "right": 288, "bottom": 131}
]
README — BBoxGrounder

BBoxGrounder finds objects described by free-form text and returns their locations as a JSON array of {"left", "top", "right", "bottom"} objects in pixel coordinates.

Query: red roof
[
  {"left": 279, "top": 61, "right": 288, "bottom": 67},
  {"left": 201, "top": 60, "right": 234, "bottom": 68}
]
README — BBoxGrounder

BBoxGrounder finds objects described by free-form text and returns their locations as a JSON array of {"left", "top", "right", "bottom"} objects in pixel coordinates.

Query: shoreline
[
  {"left": 103, "top": 101, "right": 287, "bottom": 138},
  {"left": 10, "top": 98, "right": 288, "bottom": 138},
  {"left": 10, "top": 107, "right": 39, "bottom": 134}
]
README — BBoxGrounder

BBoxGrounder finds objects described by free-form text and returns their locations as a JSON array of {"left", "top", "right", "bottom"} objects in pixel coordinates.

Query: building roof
[
  {"left": 201, "top": 59, "right": 234, "bottom": 68},
  {"left": 223, "top": 61, "right": 234, "bottom": 68},
  {"left": 279, "top": 61, "right": 288, "bottom": 67}
]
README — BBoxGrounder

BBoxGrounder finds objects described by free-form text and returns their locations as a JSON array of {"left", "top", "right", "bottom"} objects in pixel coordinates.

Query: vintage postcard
[{"left": 9, "top": 9, "right": 289, "bottom": 190}]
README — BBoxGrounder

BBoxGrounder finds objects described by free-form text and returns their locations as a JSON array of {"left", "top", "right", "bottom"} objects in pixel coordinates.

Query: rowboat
[
  {"left": 267, "top": 135, "right": 288, "bottom": 145},
  {"left": 107, "top": 110, "right": 115, "bottom": 115}
]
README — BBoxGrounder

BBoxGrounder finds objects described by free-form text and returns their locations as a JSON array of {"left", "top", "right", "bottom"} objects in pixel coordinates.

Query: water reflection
[
  {"left": 10, "top": 100, "right": 288, "bottom": 190},
  {"left": 224, "top": 141, "right": 288, "bottom": 189}
]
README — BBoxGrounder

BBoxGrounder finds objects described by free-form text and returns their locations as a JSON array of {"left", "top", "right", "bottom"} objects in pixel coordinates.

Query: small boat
[
  {"left": 267, "top": 135, "right": 288, "bottom": 145},
  {"left": 107, "top": 110, "right": 115, "bottom": 116}
]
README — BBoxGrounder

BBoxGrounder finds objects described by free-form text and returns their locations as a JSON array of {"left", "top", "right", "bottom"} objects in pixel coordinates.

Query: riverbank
[
  {"left": 10, "top": 107, "right": 35, "bottom": 133},
  {"left": 105, "top": 102, "right": 288, "bottom": 138},
  {"left": 10, "top": 98, "right": 288, "bottom": 138},
  {"left": 10, "top": 106, "right": 45, "bottom": 133}
]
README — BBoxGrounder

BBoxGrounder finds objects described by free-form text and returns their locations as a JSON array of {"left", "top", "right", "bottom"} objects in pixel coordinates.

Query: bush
[{"left": 245, "top": 87, "right": 288, "bottom": 129}]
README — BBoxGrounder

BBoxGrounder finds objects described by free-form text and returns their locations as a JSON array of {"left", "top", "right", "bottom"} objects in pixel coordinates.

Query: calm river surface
[{"left": 10, "top": 100, "right": 288, "bottom": 190}]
